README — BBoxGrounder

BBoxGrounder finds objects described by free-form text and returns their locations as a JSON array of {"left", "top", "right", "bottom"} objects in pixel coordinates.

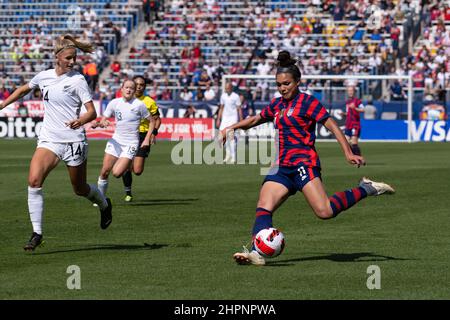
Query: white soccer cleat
[
  {"left": 359, "top": 177, "right": 395, "bottom": 196},
  {"left": 233, "top": 246, "right": 266, "bottom": 266}
]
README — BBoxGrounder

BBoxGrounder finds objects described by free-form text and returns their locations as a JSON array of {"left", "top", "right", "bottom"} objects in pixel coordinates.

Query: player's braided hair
[
  {"left": 276, "top": 51, "right": 301, "bottom": 81},
  {"left": 54, "top": 34, "right": 95, "bottom": 55}
]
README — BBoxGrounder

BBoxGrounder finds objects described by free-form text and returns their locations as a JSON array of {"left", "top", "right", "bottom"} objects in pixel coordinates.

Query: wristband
[{"left": 152, "top": 128, "right": 158, "bottom": 136}]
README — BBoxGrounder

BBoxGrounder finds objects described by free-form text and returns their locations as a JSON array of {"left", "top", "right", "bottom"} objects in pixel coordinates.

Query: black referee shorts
[{"left": 136, "top": 132, "right": 151, "bottom": 158}]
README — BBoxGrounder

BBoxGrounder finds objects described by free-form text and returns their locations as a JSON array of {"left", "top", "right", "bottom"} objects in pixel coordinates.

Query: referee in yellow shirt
[{"left": 122, "top": 75, "right": 161, "bottom": 201}]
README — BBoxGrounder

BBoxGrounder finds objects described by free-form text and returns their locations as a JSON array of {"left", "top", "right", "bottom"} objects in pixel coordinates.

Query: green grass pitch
[{"left": 0, "top": 139, "right": 449, "bottom": 299}]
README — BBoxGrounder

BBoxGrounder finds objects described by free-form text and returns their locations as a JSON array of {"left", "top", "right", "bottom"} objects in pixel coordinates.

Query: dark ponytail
[{"left": 276, "top": 51, "right": 301, "bottom": 81}]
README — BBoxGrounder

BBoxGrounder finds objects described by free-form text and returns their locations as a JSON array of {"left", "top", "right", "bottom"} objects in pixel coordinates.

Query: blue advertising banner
[{"left": 361, "top": 120, "right": 450, "bottom": 142}]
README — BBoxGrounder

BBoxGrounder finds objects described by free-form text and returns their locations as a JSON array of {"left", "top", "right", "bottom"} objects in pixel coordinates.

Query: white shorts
[
  {"left": 105, "top": 138, "right": 138, "bottom": 160},
  {"left": 219, "top": 118, "right": 239, "bottom": 130},
  {"left": 37, "top": 140, "right": 88, "bottom": 167}
]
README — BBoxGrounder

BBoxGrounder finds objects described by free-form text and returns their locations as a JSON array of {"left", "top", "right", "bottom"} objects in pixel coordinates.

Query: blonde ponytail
[{"left": 54, "top": 34, "right": 95, "bottom": 55}]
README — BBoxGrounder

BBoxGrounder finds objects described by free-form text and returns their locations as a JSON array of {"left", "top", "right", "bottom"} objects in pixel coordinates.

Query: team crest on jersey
[{"left": 286, "top": 108, "right": 294, "bottom": 117}]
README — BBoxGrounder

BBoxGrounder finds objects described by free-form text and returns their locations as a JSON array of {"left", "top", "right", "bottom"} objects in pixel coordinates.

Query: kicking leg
[{"left": 234, "top": 181, "right": 290, "bottom": 266}]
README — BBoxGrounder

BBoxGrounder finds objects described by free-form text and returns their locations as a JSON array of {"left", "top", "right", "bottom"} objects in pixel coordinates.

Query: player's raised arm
[{"left": 0, "top": 84, "right": 32, "bottom": 110}]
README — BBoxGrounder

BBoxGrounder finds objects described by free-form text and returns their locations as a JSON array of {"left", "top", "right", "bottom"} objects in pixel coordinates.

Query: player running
[
  {"left": 92, "top": 80, "right": 156, "bottom": 203},
  {"left": 121, "top": 75, "right": 161, "bottom": 202},
  {"left": 0, "top": 35, "right": 112, "bottom": 251}
]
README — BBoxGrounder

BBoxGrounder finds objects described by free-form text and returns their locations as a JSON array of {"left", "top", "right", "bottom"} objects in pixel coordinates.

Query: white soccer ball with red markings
[{"left": 254, "top": 228, "right": 285, "bottom": 258}]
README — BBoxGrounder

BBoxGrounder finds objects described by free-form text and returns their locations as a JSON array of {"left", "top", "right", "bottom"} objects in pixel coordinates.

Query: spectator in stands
[
  {"left": 390, "top": 80, "right": 407, "bottom": 101},
  {"left": 83, "top": 59, "right": 99, "bottom": 91},
  {"left": 412, "top": 67, "right": 425, "bottom": 88},
  {"left": 204, "top": 83, "right": 216, "bottom": 101},
  {"left": 0, "top": 86, "right": 10, "bottom": 100},
  {"left": 17, "top": 102, "right": 29, "bottom": 118},
  {"left": 256, "top": 57, "right": 272, "bottom": 101},
  {"left": 84, "top": 6, "right": 98, "bottom": 23},
  {"left": 196, "top": 89, "right": 205, "bottom": 101},
  {"left": 184, "top": 105, "right": 197, "bottom": 118},
  {"left": 146, "top": 81, "right": 160, "bottom": 100},
  {"left": 111, "top": 60, "right": 121, "bottom": 74},
  {"left": 121, "top": 63, "right": 135, "bottom": 79},
  {"left": 198, "top": 70, "right": 212, "bottom": 89},
  {"left": 178, "top": 87, "right": 192, "bottom": 102},
  {"left": 420, "top": 103, "right": 447, "bottom": 120}
]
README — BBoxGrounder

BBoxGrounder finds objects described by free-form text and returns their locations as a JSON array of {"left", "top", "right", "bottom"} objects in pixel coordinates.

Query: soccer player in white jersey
[
  {"left": 92, "top": 80, "right": 156, "bottom": 199},
  {"left": 0, "top": 35, "right": 112, "bottom": 251},
  {"left": 216, "top": 82, "right": 242, "bottom": 163}
]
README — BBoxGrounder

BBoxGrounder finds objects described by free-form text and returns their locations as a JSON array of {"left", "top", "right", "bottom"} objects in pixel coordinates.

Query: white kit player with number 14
[{"left": 0, "top": 35, "right": 113, "bottom": 251}]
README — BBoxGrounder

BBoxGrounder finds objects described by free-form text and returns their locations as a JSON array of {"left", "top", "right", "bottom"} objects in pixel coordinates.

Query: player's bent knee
[
  {"left": 28, "top": 178, "right": 42, "bottom": 189},
  {"left": 100, "top": 169, "right": 111, "bottom": 179},
  {"left": 133, "top": 170, "right": 143, "bottom": 176},
  {"left": 314, "top": 207, "right": 333, "bottom": 220},
  {"left": 73, "top": 186, "right": 89, "bottom": 197},
  {"left": 112, "top": 168, "right": 125, "bottom": 178}
]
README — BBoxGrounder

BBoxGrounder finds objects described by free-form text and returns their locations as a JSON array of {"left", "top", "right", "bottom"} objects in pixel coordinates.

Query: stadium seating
[
  {"left": 0, "top": 0, "right": 142, "bottom": 89},
  {"left": 1, "top": 0, "right": 448, "bottom": 120},
  {"left": 110, "top": 0, "right": 420, "bottom": 113}
]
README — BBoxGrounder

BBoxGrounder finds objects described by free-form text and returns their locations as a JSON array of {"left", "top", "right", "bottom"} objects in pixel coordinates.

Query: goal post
[{"left": 222, "top": 74, "right": 414, "bottom": 142}]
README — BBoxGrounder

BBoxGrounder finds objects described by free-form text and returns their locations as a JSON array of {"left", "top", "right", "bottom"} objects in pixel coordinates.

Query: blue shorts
[
  {"left": 344, "top": 127, "right": 361, "bottom": 138},
  {"left": 263, "top": 165, "right": 322, "bottom": 195}
]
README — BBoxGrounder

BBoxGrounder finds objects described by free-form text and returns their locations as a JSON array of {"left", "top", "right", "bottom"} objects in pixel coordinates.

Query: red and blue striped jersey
[
  {"left": 345, "top": 97, "right": 363, "bottom": 129},
  {"left": 260, "top": 92, "right": 330, "bottom": 168}
]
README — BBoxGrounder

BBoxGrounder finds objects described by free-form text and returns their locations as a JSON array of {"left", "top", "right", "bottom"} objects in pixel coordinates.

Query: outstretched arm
[
  {"left": 0, "top": 84, "right": 32, "bottom": 110},
  {"left": 322, "top": 117, "right": 365, "bottom": 167},
  {"left": 220, "top": 114, "right": 267, "bottom": 145}
]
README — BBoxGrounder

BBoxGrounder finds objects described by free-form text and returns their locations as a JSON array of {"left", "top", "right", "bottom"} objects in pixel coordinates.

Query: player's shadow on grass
[
  {"left": 129, "top": 198, "right": 199, "bottom": 206},
  {"left": 266, "top": 252, "right": 409, "bottom": 267},
  {"left": 33, "top": 243, "right": 169, "bottom": 255}
]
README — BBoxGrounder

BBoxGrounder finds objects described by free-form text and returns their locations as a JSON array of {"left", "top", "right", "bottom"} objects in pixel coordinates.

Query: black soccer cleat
[
  {"left": 100, "top": 198, "right": 112, "bottom": 229},
  {"left": 24, "top": 232, "right": 44, "bottom": 251}
]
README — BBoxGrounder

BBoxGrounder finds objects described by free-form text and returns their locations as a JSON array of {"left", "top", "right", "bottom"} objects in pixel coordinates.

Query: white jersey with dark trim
[
  {"left": 29, "top": 69, "right": 93, "bottom": 142},
  {"left": 103, "top": 97, "right": 150, "bottom": 146}
]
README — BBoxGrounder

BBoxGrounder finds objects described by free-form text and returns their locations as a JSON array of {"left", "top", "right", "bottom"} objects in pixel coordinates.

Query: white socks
[
  {"left": 226, "top": 137, "right": 237, "bottom": 162},
  {"left": 97, "top": 177, "right": 109, "bottom": 198},
  {"left": 87, "top": 183, "right": 108, "bottom": 210},
  {"left": 28, "top": 186, "right": 43, "bottom": 235}
]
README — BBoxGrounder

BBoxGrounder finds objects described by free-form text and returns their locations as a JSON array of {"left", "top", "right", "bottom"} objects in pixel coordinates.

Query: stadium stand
[
  {"left": 0, "top": 0, "right": 143, "bottom": 93},
  {"left": 0, "top": 0, "right": 448, "bottom": 120}
]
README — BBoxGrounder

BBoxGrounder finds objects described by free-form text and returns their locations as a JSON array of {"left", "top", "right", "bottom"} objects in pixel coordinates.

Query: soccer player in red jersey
[
  {"left": 343, "top": 86, "right": 365, "bottom": 156},
  {"left": 220, "top": 51, "right": 395, "bottom": 266}
]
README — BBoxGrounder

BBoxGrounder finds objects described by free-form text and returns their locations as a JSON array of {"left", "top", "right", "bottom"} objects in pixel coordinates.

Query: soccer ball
[{"left": 254, "top": 227, "right": 285, "bottom": 258}]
